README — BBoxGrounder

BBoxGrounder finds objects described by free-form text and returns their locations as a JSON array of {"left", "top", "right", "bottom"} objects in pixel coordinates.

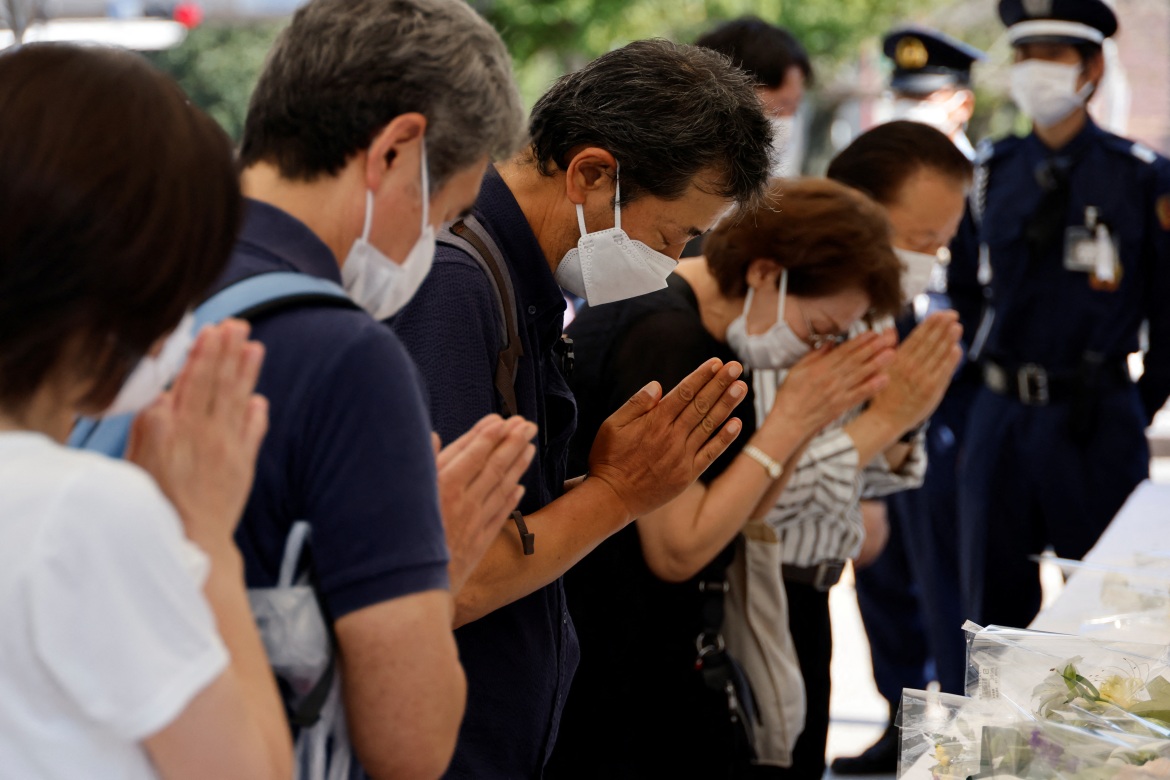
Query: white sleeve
[
  {"left": 29, "top": 461, "right": 228, "bottom": 741},
  {"left": 860, "top": 430, "right": 928, "bottom": 499}
]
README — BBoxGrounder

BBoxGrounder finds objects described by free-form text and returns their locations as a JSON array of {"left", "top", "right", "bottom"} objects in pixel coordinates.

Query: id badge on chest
[{"left": 1063, "top": 206, "right": 1121, "bottom": 291}]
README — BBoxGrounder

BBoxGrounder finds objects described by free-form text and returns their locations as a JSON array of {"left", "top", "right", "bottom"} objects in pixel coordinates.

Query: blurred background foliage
[
  {"left": 144, "top": 20, "right": 282, "bottom": 140},
  {"left": 144, "top": 0, "right": 1020, "bottom": 170}
]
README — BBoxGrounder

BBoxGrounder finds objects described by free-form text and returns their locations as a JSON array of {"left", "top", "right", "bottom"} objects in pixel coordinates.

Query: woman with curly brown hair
[{"left": 549, "top": 178, "right": 918, "bottom": 778}]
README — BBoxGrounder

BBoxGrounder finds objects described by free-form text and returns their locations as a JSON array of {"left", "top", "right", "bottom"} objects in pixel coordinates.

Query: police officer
[
  {"left": 883, "top": 27, "right": 987, "bottom": 159},
  {"left": 833, "top": 30, "right": 989, "bottom": 777},
  {"left": 950, "top": 0, "right": 1170, "bottom": 631}
]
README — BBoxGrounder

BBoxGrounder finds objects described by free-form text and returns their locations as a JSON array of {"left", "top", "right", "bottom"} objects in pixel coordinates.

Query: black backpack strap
[
  {"left": 439, "top": 217, "right": 524, "bottom": 418},
  {"left": 287, "top": 544, "right": 339, "bottom": 729}
]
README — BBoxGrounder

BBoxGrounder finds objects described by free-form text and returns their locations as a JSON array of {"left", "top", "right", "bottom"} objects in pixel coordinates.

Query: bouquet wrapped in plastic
[
  {"left": 898, "top": 689, "right": 1170, "bottom": 779},
  {"left": 896, "top": 625, "right": 1170, "bottom": 779},
  {"left": 964, "top": 623, "right": 1170, "bottom": 739}
]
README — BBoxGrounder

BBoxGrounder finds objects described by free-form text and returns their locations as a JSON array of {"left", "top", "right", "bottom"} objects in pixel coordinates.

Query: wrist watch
[{"left": 742, "top": 445, "right": 783, "bottom": 479}]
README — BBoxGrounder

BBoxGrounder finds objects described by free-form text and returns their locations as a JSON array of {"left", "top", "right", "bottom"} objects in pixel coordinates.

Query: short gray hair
[{"left": 240, "top": 0, "right": 525, "bottom": 190}]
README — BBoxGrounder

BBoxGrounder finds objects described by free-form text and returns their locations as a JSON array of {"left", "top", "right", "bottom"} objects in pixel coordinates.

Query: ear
[
  {"left": 956, "top": 89, "right": 976, "bottom": 125},
  {"left": 1082, "top": 50, "right": 1106, "bottom": 92},
  {"left": 563, "top": 147, "right": 618, "bottom": 206},
  {"left": 363, "top": 112, "right": 428, "bottom": 192},
  {"left": 745, "top": 258, "right": 784, "bottom": 289}
]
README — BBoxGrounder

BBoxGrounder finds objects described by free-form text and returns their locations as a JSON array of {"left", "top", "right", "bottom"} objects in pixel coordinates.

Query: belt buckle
[
  {"left": 1017, "top": 363, "right": 1050, "bottom": 405},
  {"left": 814, "top": 560, "right": 845, "bottom": 592}
]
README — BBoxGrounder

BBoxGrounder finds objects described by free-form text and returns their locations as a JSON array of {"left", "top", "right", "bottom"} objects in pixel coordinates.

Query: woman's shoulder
[{"left": 2, "top": 437, "right": 179, "bottom": 539}]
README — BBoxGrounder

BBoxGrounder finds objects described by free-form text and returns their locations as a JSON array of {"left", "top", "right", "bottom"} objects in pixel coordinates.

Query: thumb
[{"left": 604, "top": 381, "right": 662, "bottom": 430}]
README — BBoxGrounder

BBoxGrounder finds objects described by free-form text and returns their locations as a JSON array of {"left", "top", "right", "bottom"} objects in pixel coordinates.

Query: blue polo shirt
[
  {"left": 390, "top": 167, "right": 579, "bottom": 778},
  {"left": 216, "top": 199, "right": 449, "bottom": 620}
]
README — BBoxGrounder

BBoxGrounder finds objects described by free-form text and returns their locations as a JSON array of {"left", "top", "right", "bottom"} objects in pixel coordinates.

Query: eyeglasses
[{"left": 800, "top": 304, "right": 847, "bottom": 349}]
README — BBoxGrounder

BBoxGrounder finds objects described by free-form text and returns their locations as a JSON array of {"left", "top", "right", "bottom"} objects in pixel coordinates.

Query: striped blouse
[{"left": 750, "top": 322, "right": 927, "bottom": 567}]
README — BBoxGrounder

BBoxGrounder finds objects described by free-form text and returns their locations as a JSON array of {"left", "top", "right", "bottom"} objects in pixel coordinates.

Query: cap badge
[{"left": 895, "top": 37, "right": 929, "bottom": 69}]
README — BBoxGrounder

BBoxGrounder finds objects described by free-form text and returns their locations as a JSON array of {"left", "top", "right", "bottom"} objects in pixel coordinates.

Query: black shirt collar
[{"left": 475, "top": 167, "right": 567, "bottom": 324}]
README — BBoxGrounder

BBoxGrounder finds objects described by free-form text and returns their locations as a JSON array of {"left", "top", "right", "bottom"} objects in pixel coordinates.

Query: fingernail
[
  {"left": 728, "top": 363, "right": 743, "bottom": 379},
  {"left": 726, "top": 419, "right": 742, "bottom": 436},
  {"left": 729, "top": 382, "right": 744, "bottom": 399}
]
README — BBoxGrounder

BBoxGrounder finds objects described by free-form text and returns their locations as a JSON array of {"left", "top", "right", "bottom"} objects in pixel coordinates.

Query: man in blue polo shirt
[
  {"left": 390, "top": 39, "right": 774, "bottom": 778},
  {"left": 221, "top": 0, "right": 535, "bottom": 776}
]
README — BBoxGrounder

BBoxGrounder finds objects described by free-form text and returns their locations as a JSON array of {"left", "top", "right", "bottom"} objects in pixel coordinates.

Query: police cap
[
  {"left": 999, "top": 0, "right": 1118, "bottom": 46},
  {"left": 882, "top": 27, "right": 987, "bottom": 95}
]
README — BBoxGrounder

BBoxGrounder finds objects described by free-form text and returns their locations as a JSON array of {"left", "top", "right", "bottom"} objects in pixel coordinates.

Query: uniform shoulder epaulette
[
  {"left": 1129, "top": 142, "right": 1160, "bottom": 165},
  {"left": 1098, "top": 132, "right": 1162, "bottom": 166}
]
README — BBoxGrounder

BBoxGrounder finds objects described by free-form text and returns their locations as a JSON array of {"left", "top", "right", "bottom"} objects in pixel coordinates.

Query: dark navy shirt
[
  {"left": 949, "top": 119, "right": 1170, "bottom": 420},
  {"left": 390, "top": 167, "right": 578, "bottom": 779},
  {"left": 217, "top": 199, "right": 449, "bottom": 620}
]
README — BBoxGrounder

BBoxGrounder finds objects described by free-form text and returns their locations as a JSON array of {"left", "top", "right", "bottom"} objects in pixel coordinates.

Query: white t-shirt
[{"left": 0, "top": 431, "right": 228, "bottom": 779}]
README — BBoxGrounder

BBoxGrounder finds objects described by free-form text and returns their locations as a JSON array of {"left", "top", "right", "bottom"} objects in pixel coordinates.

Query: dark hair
[
  {"left": 240, "top": 0, "right": 524, "bottom": 190},
  {"left": 704, "top": 178, "right": 903, "bottom": 318},
  {"left": 528, "top": 39, "right": 772, "bottom": 208},
  {"left": 694, "top": 16, "right": 813, "bottom": 89},
  {"left": 826, "top": 121, "right": 973, "bottom": 207},
  {"left": 0, "top": 44, "right": 240, "bottom": 413},
  {"left": 1075, "top": 42, "right": 1104, "bottom": 65}
]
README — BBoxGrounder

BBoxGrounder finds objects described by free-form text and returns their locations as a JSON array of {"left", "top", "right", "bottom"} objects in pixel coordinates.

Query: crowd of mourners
[{"left": 3, "top": 0, "right": 1168, "bottom": 778}]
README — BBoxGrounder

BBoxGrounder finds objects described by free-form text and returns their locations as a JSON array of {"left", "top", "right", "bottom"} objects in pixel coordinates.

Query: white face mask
[
  {"left": 341, "top": 140, "right": 437, "bottom": 320},
  {"left": 554, "top": 164, "right": 678, "bottom": 307},
  {"left": 725, "top": 270, "right": 810, "bottom": 370},
  {"left": 769, "top": 116, "right": 797, "bottom": 178},
  {"left": 890, "top": 92, "right": 966, "bottom": 138},
  {"left": 895, "top": 247, "right": 939, "bottom": 302},
  {"left": 1010, "top": 60, "right": 1093, "bottom": 129},
  {"left": 103, "top": 311, "right": 196, "bottom": 417}
]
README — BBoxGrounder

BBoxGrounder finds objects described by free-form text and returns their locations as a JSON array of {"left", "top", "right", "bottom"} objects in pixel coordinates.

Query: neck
[
  {"left": 1034, "top": 108, "right": 1089, "bottom": 151},
  {"left": 241, "top": 162, "right": 362, "bottom": 265},
  {"left": 496, "top": 157, "right": 578, "bottom": 276},
  {"left": 0, "top": 393, "right": 76, "bottom": 443},
  {"left": 674, "top": 259, "right": 744, "bottom": 343}
]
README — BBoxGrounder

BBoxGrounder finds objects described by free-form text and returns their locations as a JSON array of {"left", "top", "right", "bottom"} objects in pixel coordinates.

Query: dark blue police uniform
[
  {"left": 837, "top": 32, "right": 986, "bottom": 776},
  {"left": 390, "top": 167, "right": 579, "bottom": 779},
  {"left": 219, "top": 200, "right": 450, "bottom": 619},
  {"left": 949, "top": 119, "right": 1170, "bottom": 628}
]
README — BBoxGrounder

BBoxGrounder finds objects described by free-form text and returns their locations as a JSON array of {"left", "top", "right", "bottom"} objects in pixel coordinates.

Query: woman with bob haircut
[
  {"left": 550, "top": 178, "right": 911, "bottom": 778},
  {"left": 0, "top": 44, "right": 290, "bottom": 779}
]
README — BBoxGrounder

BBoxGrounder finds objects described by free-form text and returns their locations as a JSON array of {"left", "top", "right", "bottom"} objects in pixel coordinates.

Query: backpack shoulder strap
[
  {"left": 195, "top": 272, "right": 354, "bottom": 326},
  {"left": 69, "top": 272, "right": 357, "bottom": 456},
  {"left": 438, "top": 217, "right": 524, "bottom": 418}
]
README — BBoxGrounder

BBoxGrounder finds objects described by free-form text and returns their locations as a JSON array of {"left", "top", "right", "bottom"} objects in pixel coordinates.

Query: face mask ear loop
[
  {"left": 776, "top": 268, "right": 789, "bottom": 323},
  {"left": 362, "top": 190, "right": 375, "bottom": 243},
  {"left": 575, "top": 203, "right": 589, "bottom": 239},
  {"left": 419, "top": 138, "right": 431, "bottom": 230},
  {"left": 613, "top": 160, "right": 622, "bottom": 231},
  {"left": 1076, "top": 79, "right": 1096, "bottom": 105},
  {"left": 741, "top": 286, "right": 756, "bottom": 317}
]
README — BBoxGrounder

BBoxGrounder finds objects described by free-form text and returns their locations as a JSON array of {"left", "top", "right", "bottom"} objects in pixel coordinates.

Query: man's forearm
[{"left": 452, "top": 477, "right": 631, "bottom": 627}]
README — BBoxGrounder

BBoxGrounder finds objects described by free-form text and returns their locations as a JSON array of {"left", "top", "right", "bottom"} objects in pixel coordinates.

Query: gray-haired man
[{"left": 222, "top": 0, "right": 533, "bottom": 777}]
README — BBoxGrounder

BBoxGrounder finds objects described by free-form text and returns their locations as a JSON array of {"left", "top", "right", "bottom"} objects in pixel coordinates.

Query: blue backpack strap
[
  {"left": 193, "top": 272, "right": 351, "bottom": 328},
  {"left": 69, "top": 272, "right": 354, "bottom": 456}
]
